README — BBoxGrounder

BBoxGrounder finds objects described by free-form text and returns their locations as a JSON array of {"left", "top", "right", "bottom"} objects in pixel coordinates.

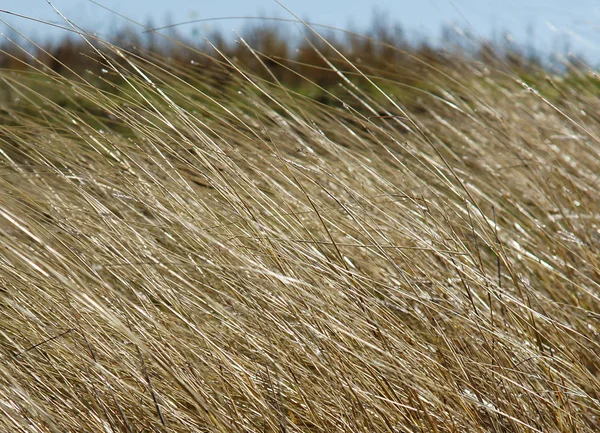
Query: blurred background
[{"left": 2, "top": 0, "right": 600, "bottom": 63}]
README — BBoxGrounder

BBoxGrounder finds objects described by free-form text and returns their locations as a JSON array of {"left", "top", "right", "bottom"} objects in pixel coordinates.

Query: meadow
[{"left": 0, "top": 10, "right": 600, "bottom": 432}]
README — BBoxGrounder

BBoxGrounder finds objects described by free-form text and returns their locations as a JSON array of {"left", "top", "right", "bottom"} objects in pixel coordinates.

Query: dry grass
[{"left": 1, "top": 18, "right": 600, "bottom": 433}]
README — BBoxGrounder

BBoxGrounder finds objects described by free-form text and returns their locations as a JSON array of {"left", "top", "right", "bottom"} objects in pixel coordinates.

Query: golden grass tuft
[{"left": 1, "top": 15, "right": 600, "bottom": 433}]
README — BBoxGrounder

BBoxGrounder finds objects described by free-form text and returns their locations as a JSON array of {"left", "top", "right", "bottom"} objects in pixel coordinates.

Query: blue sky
[{"left": 3, "top": 1, "right": 600, "bottom": 61}]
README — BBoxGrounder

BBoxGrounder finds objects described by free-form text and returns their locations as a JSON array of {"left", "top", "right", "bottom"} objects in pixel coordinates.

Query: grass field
[{"left": 1, "top": 15, "right": 600, "bottom": 432}]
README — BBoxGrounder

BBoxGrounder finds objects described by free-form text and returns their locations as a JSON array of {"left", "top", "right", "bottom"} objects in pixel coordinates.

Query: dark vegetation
[
  {"left": 2, "top": 13, "right": 597, "bottom": 122},
  {"left": 0, "top": 16, "right": 556, "bottom": 104}
]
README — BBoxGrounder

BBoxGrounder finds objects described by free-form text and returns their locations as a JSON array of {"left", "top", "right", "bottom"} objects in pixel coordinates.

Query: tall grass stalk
[{"left": 1, "top": 12, "right": 600, "bottom": 433}]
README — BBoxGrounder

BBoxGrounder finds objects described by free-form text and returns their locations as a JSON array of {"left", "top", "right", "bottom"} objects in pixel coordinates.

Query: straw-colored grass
[{"left": 1, "top": 20, "right": 600, "bottom": 433}]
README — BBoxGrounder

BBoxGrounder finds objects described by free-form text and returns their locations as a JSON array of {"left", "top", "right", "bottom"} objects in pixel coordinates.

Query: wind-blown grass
[{"left": 0, "top": 18, "right": 600, "bottom": 433}]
